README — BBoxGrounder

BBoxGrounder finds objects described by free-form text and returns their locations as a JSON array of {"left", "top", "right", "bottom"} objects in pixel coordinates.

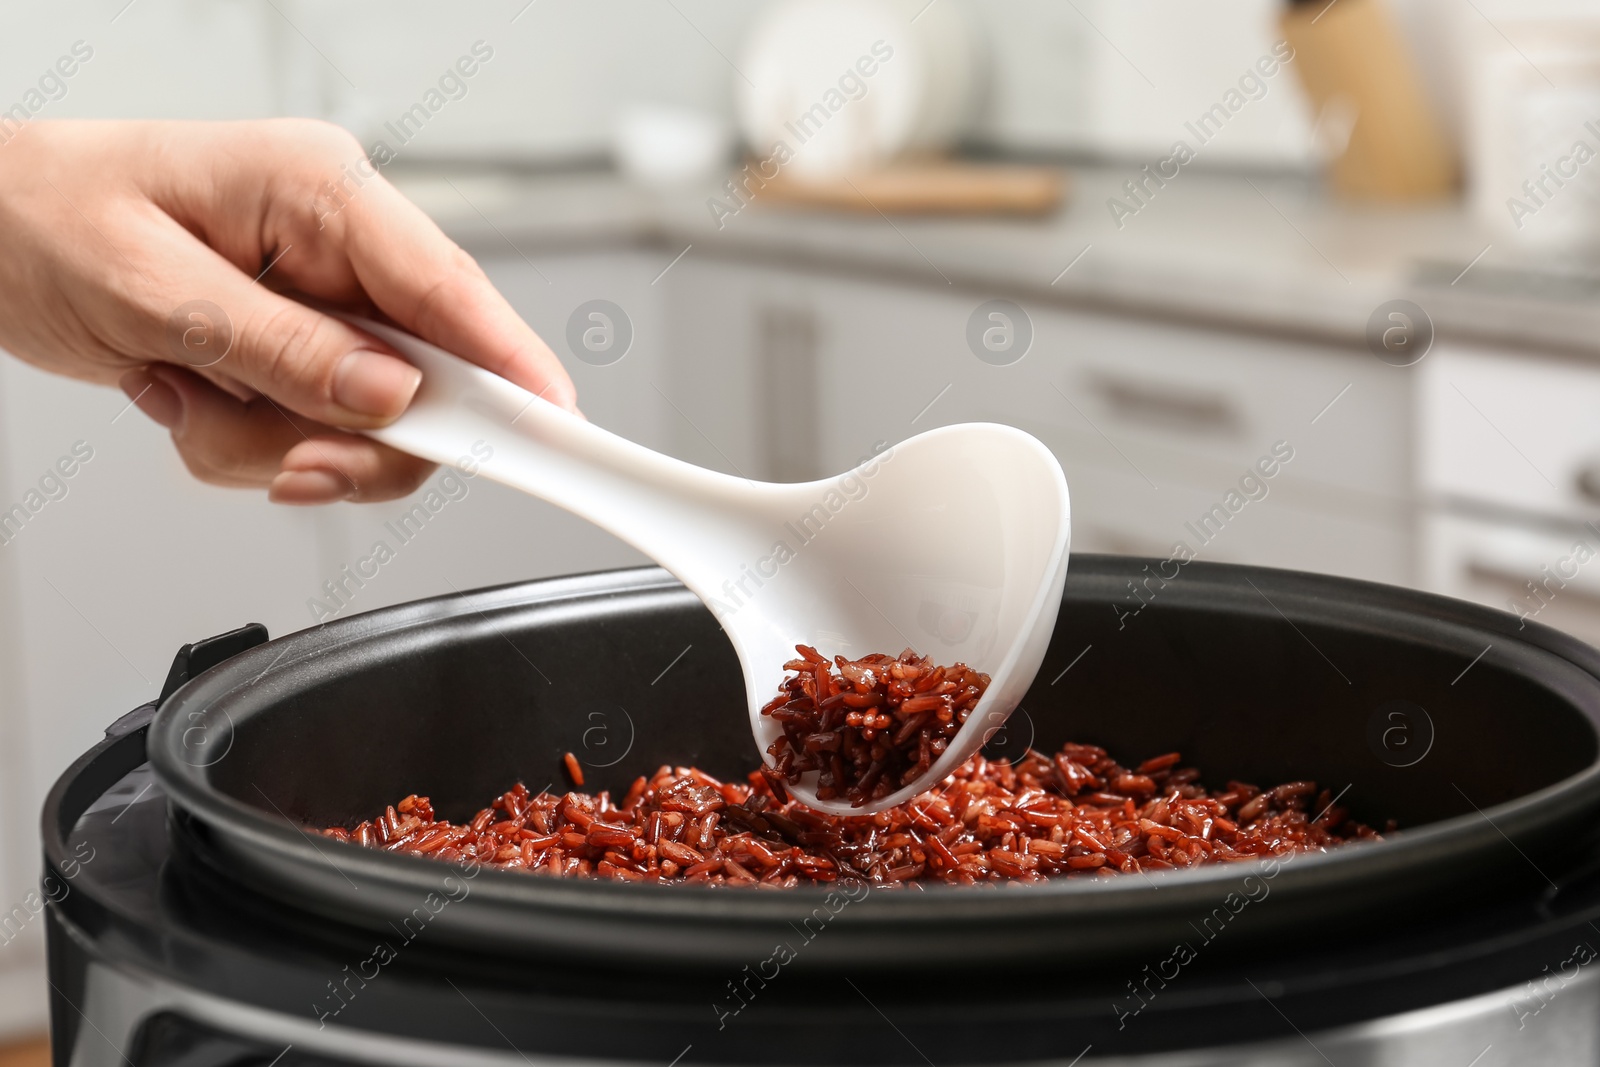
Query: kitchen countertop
[{"left": 391, "top": 163, "right": 1600, "bottom": 358}]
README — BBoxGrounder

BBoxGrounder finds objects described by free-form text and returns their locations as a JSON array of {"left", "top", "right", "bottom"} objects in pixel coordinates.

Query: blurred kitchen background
[{"left": 2, "top": 0, "right": 1600, "bottom": 1045}]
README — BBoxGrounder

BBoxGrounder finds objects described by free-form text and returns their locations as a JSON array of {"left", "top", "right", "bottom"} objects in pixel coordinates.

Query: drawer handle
[
  {"left": 1465, "top": 560, "right": 1600, "bottom": 610},
  {"left": 1576, "top": 465, "right": 1600, "bottom": 506},
  {"left": 1087, "top": 374, "right": 1238, "bottom": 433}
]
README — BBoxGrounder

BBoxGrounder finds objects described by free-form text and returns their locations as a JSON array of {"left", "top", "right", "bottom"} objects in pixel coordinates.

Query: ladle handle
[{"left": 347, "top": 316, "right": 753, "bottom": 597}]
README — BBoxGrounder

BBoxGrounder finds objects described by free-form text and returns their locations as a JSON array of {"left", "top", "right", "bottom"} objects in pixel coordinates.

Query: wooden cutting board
[
  {"left": 1280, "top": 0, "right": 1456, "bottom": 200},
  {"left": 758, "top": 162, "right": 1066, "bottom": 216},
  {"left": 0, "top": 1037, "right": 48, "bottom": 1067}
]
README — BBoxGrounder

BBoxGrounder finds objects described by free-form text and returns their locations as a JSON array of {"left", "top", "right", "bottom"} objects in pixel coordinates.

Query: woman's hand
[{"left": 0, "top": 118, "right": 576, "bottom": 504}]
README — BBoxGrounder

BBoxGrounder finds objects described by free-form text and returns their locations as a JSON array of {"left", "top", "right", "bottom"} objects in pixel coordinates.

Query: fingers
[
  {"left": 208, "top": 287, "right": 425, "bottom": 428},
  {"left": 274, "top": 434, "right": 437, "bottom": 505},
  {"left": 121, "top": 202, "right": 421, "bottom": 430},
  {"left": 120, "top": 365, "right": 300, "bottom": 487},
  {"left": 333, "top": 178, "right": 579, "bottom": 412},
  {"left": 120, "top": 364, "right": 436, "bottom": 503},
  {"left": 154, "top": 120, "right": 573, "bottom": 414}
]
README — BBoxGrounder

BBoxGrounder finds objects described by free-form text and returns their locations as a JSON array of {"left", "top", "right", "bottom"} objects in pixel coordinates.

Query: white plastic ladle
[{"left": 347, "top": 317, "right": 1071, "bottom": 814}]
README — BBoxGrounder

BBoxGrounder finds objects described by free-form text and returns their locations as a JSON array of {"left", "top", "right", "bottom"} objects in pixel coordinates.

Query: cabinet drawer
[
  {"left": 1055, "top": 310, "right": 1411, "bottom": 503},
  {"left": 1420, "top": 344, "right": 1600, "bottom": 521},
  {"left": 748, "top": 262, "right": 1414, "bottom": 512},
  {"left": 1420, "top": 511, "right": 1600, "bottom": 647},
  {"left": 1068, "top": 463, "right": 1411, "bottom": 587}
]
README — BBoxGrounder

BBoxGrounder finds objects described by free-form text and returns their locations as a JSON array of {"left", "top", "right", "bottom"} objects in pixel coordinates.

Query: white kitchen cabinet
[
  {"left": 655, "top": 256, "right": 810, "bottom": 481},
  {"left": 483, "top": 250, "right": 678, "bottom": 457},
  {"left": 1420, "top": 343, "right": 1600, "bottom": 523},
  {"left": 1422, "top": 511, "right": 1600, "bottom": 647},
  {"left": 305, "top": 250, "right": 662, "bottom": 625},
  {"left": 1416, "top": 342, "right": 1600, "bottom": 639},
  {"left": 1067, "top": 462, "right": 1413, "bottom": 586},
  {"left": 654, "top": 254, "right": 1415, "bottom": 586}
]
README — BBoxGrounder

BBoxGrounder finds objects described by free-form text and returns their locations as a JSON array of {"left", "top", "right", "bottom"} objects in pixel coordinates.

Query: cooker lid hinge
[
  {"left": 105, "top": 627, "right": 272, "bottom": 742},
  {"left": 104, "top": 622, "right": 271, "bottom": 739},
  {"left": 158, "top": 622, "right": 270, "bottom": 703}
]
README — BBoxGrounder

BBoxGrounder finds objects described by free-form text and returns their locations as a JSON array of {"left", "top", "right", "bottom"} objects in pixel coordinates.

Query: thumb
[{"left": 163, "top": 278, "right": 420, "bottom": 430}]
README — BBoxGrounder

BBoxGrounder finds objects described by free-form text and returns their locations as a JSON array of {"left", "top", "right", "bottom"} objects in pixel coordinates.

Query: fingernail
[
  {"left": 269, "top": 468, "right": 353, "bottom": 505},
  {"left": 333, "top": 349, "right": 421, "bottom": 420},
  {"left": 120, "top": 368, "right": 183, "bottom": 429}
]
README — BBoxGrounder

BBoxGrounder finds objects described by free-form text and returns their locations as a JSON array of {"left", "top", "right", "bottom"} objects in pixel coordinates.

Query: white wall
[
  {"left": 6, "top": 0, "right": 1576, "bottom": 170},
  {"left": 3, "top": 0, "right": 1496, "bottom": 168},
  {"left": 2, "top": 0, "right": 766, "bottom": 161},
  {"left": 0, "top": 0, "right": 278, "bottom": 121}
]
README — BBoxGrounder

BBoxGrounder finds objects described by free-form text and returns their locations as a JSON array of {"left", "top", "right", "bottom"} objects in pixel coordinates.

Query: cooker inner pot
[{"left": 205, "top": 561, "right": 1597, "bottom": 839}]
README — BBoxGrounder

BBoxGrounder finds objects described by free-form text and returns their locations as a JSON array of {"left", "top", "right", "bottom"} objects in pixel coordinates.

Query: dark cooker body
[{"left": 40, "top": 557, "right": 1600, "bottom": 1064}]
